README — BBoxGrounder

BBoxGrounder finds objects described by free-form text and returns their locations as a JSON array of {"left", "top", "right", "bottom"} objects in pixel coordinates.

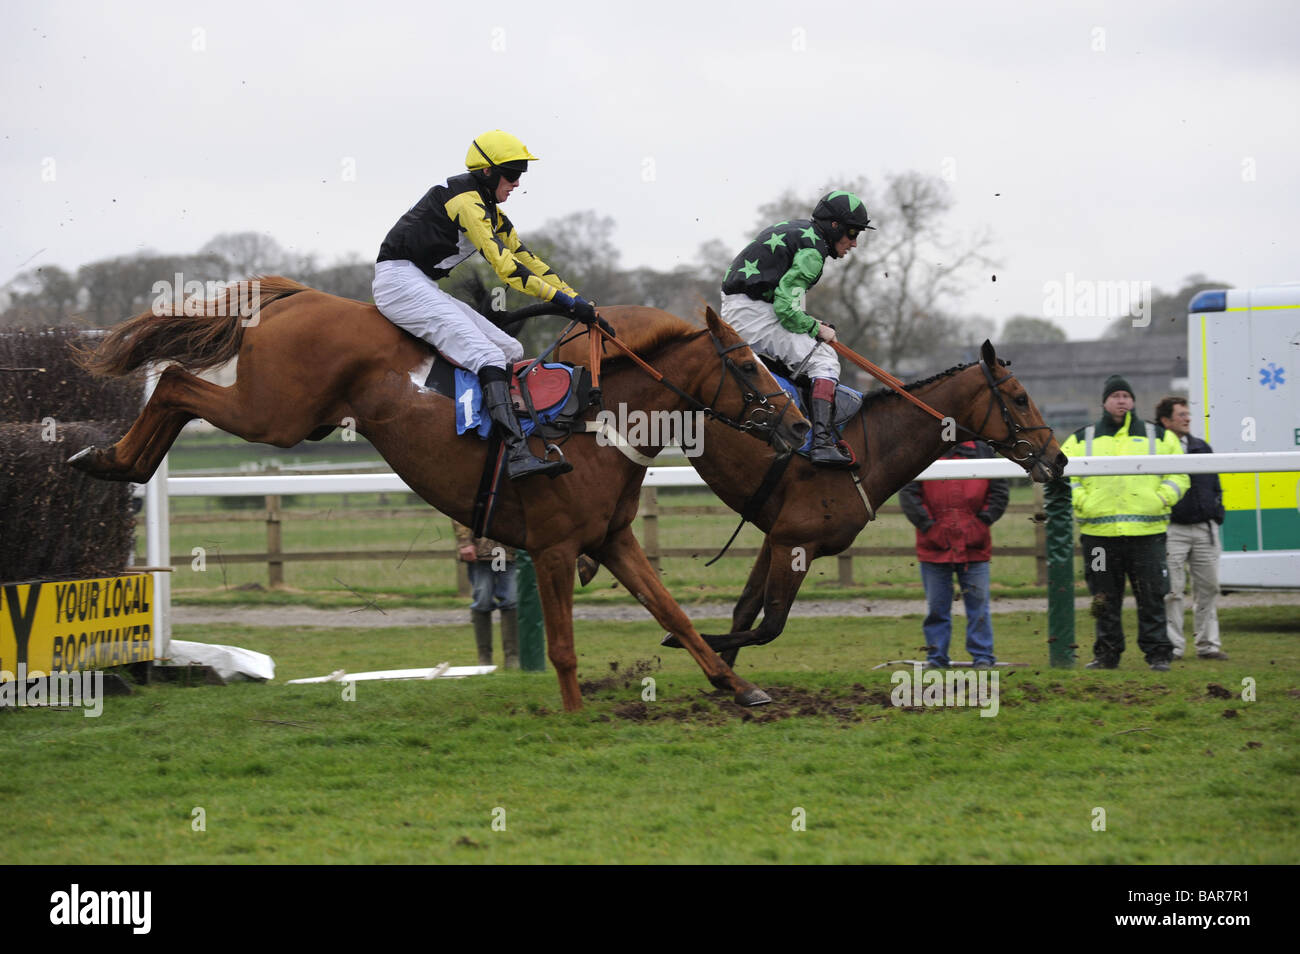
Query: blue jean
[
  {"left": 468, "top": 561, "right": 517, "bottom": 613},
  {"left": 920, "top": 561, "right": 995, "bottom": 666}
]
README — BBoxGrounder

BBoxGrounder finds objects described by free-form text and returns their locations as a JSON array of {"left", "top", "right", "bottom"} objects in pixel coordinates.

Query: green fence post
[
  {"left": 1045, "top": 476, "right": 1076, "bottom": 668},
  {"left": 516, "top": 551, "right": 546, "bottom": 672}
]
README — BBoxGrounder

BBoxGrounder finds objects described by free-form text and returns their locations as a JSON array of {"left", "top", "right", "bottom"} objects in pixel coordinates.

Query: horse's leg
[
  {"left": 70, "top": 365, "right": 324, "bottom": 482},
  {"left": 659, "top": 535, "right": 770, "bottom": 649},
  {"left": 663, "top": 538, "right": 810, "bottom": 663},
  {"left": 718, "top": 541, "right": 812, "bottom": 667},
  {"left": 730, "top": 536, "right": 774, "bottom": 633},
  {"left": 530, "top": 543, "right": 583, "bottom": 712},
  {"left": 594, "top": 525, "right": 770, "bottom": 706},
  {"left": 576, "top": 553, "right": 600, "bottom": 586},
  {"left": 69, "top": 367, "right": 205, "bottom": 482}
]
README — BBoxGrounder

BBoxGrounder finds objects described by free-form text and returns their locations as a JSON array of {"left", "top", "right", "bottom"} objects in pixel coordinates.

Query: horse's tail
[{"left": 74, "top": 275, "right": 311, "bottom": 377}]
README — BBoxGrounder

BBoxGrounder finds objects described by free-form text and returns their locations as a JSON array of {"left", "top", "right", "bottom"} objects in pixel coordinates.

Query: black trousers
[{"left": 1081, "top": 533, "right": 1174, "bottom": 664}]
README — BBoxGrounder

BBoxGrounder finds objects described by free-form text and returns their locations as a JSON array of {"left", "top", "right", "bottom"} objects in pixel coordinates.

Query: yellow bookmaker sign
[{"left": 1, "top": 574, "right": 154, "bottom": 681}]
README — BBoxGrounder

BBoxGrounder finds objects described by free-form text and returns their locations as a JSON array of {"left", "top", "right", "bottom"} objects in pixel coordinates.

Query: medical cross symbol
[{"left": 1259, "top": 362, "right": 1285, "bottom": 390}]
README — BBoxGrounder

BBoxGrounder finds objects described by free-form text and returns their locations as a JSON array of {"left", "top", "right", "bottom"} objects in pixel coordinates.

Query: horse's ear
[
  {"left": 980, "top": 339, "right": 997, "bottom": 368},
  {"left": 705, "top": 306, "right": 724, "bottom": 335}
]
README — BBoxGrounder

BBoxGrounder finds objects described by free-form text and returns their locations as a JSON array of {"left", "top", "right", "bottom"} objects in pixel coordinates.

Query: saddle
[
  {"left": 759, "top": 354, "right": 863, "bottom": 455},
  {"left": 421, "top": 351, "right": 595, "bottom": 440}
]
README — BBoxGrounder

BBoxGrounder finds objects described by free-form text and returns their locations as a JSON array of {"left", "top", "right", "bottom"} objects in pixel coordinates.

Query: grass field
[{"left": 2, "top": 606, "right": 1295, "bottom": 864}]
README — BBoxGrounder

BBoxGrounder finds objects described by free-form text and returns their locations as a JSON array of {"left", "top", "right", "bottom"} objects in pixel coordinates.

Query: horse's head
[
  {"left": 962, "top": 340, "right": 1067, "bottom": 482},
  {"left": 701, "top": 306, "right": 810, "bottom": 453}
]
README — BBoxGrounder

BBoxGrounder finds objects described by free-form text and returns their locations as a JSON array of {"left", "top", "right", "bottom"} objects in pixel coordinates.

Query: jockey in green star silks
[{"left": 720, "top": 190, "right": 874, "bottom": 467}]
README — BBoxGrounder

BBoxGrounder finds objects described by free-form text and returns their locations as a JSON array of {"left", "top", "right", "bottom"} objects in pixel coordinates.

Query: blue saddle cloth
[
  {"left": 454, "top": 364, "right": 577, "bottom": 439},
  {"left": 770, "top": 373, "right": 864, "bottom": 454}
]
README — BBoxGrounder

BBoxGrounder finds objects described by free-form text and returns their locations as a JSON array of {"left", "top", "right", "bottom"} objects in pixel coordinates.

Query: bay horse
[
  {"left": 561, "top": 319, "right": 1067, "bottom": 664},
  {"left": 69, "top": 279, "right": 810, "bottom": 710}
]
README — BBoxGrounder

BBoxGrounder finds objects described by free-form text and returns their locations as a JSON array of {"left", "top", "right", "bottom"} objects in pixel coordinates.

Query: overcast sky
[{"left": 3, "top": 0, "right": 1297, "bottom": 339}]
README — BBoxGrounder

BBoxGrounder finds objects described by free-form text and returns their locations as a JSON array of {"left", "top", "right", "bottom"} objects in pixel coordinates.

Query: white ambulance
[{"left": 1187, "top": 284, "right": 1300, "bottom": 587}]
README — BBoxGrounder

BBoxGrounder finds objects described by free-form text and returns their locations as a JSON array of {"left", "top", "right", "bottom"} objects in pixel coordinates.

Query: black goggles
[
  {"left": 844, "top": 226, "right": 862, "bottom": 240},
  {"left": 496, "top": 161, "right": 528, "bottom": 183}
]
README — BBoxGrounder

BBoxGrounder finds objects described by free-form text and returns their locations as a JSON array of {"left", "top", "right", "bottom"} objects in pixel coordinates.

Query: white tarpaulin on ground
[
  {"left": 286, "top": 663, "right": 494, "bottom": 683},
  {"left": 162, "top": 639, "right": 276, "bottom": 682}
]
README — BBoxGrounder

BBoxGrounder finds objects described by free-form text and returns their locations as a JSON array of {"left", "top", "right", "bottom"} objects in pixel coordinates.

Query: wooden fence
[{"left": 147, "top": 483, "right": 1075, "bottom": 592}]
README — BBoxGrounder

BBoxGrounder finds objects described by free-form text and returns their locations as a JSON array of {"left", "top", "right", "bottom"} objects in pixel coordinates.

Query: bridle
[
  {"left": 575, "top": 323, "right": 802, "bottom": 452},
  {"left": 960, "top": 361, "right": 1055, "bottom": 470},
  {"left": 700, "top": 332, "right": 801, "bottom": 450}
]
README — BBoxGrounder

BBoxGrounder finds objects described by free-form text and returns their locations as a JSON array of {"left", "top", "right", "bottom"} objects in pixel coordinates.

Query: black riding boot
[
  {"left": 479, "top": 370, "right": 572, "bottom": 480},
  {"left": 809, "top": 396, "right": 855, "bottom": 468}
]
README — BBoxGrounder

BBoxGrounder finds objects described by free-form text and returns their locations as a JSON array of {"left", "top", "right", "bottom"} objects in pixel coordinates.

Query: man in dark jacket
[
  {"left": 1156, "top": 396, "right": 1228, "bottom": 660},
  {"left": 900, "top": 441, "right": 1010, "bottom": 669}
]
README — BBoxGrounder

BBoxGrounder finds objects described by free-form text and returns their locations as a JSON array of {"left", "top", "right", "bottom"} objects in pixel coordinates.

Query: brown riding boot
[
  {"left": 499, "top": 608, "right": 521, "bottom": 670},
  {"left": 472, "top": 610, "right": 494, "bottom": 666}
]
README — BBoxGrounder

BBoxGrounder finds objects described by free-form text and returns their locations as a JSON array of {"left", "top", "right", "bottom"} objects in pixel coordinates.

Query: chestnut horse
[
  {"left": 562, "top": 320, "right": 1067, "bottom": 665},
  {"left": 70, "top": 279, "right": 809, "bottom": 710}
]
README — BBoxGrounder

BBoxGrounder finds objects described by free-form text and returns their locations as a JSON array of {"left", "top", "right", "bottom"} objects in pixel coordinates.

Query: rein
[
  {"left": 831, "top": 339, "right": 1053, "bottom": 467},
  {"left": 497, "top": 302, "right": 798, "bottom": 446},
  {"left": 588, "top": 323, "right": 795, "bottom": 448}
]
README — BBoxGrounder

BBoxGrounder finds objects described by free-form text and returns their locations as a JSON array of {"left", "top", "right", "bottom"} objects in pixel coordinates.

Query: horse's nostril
[{"left": 793, "top": 421, "right": 811, "bottom": 439}]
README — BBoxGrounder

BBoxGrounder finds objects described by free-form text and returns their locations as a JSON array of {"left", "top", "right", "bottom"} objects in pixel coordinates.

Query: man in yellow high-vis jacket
[{"left": 1059, "top": 375, "right": 1189, "bottom": 671}]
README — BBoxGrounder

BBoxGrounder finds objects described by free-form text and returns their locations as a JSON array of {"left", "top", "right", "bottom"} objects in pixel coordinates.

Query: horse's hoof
[
  {"left": 660, "top": 632, "right": 682, "bottom": 649},
  {"left": 735, "top": 686, "right": 771, "bottom": 707},
  {"left": 576, "top": 555, "right": 600, "bottom": 586},
  {"left": 67, "top": 446, "right": 100, "bottom": 473}
]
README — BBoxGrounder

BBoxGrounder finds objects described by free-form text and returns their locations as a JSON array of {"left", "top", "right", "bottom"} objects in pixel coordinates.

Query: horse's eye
[
  {"left": 1015, "top": 394, "right": 1029, "bottom": 407},
  {"left": 742, "top": 362, "right": 758, "bottom": 374}
]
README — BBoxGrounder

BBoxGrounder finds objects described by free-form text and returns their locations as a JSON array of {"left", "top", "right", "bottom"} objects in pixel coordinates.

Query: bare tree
[
  {"left": 199, "top": 232, "right": 291, "bottom": 279},
  {"left": 1101, "top": 275, "right": 1233, "bottom": 339},
  {"left": 526, "top": 211, "right": 627, "bottom": 303},
  {"left": 0, "top": 265, "right": 80, "bottom": 326}
]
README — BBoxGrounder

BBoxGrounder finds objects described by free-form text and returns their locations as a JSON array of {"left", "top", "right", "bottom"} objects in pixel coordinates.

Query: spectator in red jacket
[{"left": 900, "top": 440, "right": 1010, "bottom": 669}]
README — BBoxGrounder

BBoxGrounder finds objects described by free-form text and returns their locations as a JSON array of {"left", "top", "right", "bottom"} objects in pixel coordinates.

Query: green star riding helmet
[
  {"left": 466, "top": 130, "right": 539, "bottom": 187},
  {"left": 812, "top": 190, "right": 875, "bottom": 255}
]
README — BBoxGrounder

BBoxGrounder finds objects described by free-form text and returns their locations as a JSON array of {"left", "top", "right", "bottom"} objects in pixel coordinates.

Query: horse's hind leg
[
  {"left": 69, "top": 365, "right": 321, "bottom": 483},
  {"left": 663, "top": 539, "right": 807, "bottom": 664},
  {"left": 661, "top": 536, "right": 772, "bottom": 650},
  {"left": 68, "top": 366, "right": 205, "bottom": 482},
  {"left": 718, "top": 541, "right": 811, "bottom": 667},
  {"left": 595, "top": 525, "right": 770, "bottom": 706}
]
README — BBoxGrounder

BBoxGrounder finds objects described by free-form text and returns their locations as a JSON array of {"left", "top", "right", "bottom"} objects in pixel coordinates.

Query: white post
[{"left": 142, "top": 365, "right": 171, "bottom": 660}]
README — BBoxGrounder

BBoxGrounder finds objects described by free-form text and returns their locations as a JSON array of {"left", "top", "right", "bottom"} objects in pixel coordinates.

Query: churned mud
[{"left": 600, "top": 681, "right": 894, "bottom": 725}]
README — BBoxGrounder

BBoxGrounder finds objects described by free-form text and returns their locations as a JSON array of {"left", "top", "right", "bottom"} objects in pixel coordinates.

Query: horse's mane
[
  {"left": 598, "top": 311, "right": 707, "bottom": 363},
  {"left": 861, "top": 358, "right": 1009, "bottom": 408}
]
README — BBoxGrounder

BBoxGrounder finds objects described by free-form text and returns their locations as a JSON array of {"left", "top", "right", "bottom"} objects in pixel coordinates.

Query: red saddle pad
[{"left": 510, "top": 361, "right": 572, "bottom": 412}]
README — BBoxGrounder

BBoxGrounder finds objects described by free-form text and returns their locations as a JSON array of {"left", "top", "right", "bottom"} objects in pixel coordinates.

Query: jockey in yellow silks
[{"left": 373, "top": 130, "right": 599, "bottom": 479}]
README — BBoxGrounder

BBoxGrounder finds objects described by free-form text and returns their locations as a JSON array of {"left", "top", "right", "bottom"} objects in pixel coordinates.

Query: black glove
[
  {"left": 977, "top": 511, "right": 993, "bottom": 525},
  {"left": 570, "top": 296, "right": 598, "bottom": 325},
  {"left": 595, "top": 315, "right": 617, "bottom": 338}
]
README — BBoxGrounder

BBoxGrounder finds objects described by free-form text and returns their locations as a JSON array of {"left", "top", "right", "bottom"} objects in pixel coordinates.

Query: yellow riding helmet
[{"left": 465, "top": 130, "right": 539, "bottom": 171}]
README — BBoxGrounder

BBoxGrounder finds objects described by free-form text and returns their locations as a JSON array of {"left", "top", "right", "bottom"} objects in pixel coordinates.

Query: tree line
[{"left": 1, "top": 173, "right": 1228, "bottom": 360}]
